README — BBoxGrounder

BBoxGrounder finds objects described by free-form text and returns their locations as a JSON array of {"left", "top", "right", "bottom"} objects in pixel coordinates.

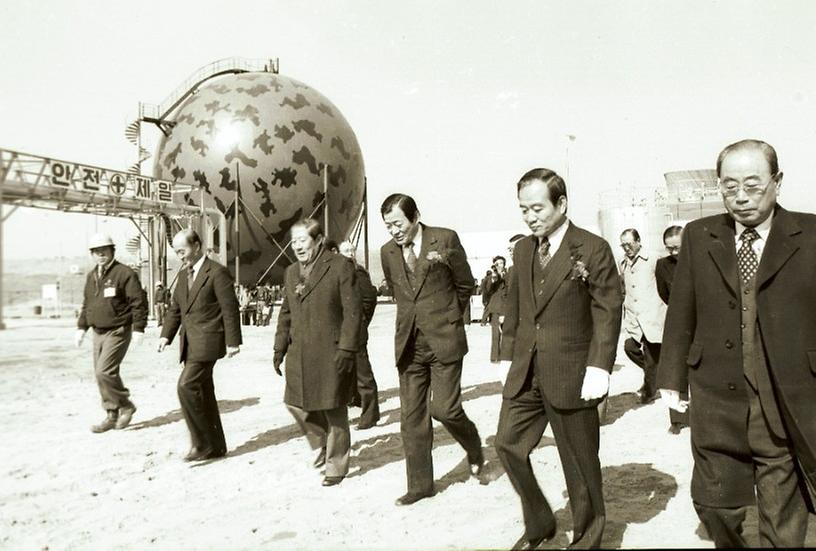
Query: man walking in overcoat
[
  {"left": 274, "top": 219, "right": 361, "bottom": 486},
  {"left": 658, "top": 139, "right": 816, "bottom": 547}
]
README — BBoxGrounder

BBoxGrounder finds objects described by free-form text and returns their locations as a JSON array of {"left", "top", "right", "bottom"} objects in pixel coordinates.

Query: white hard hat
[{"left": 88, "top": 233, "right": 115, "bottom": 250}]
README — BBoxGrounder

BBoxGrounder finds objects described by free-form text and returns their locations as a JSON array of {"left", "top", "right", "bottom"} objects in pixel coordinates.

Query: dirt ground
[{"left": 1, "top": 305, "right": 813, "bottom": 549}]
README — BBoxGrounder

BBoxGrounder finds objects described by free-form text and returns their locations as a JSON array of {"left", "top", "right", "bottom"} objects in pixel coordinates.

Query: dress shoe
[
  {"left": 395, "top": 491, "right": 433, "bottom": 506},
  {"left": 322, "top": 476, "right": 344, "bottom": 487},
  {"left": 91, "top": 410, "right": 119, "bottom": 433},
  {"left": 639, "top": 389, "right": 659, "bottom": 404},
  {"left": 511, "top": 524, "right": 556, "bottom": 550},
  {"left": 668, "top": 422, "right": 688, "bottom": 435},
  {"left": 115, "top": 402, "right": 137, "bottom": 430},
  {"left": 184, "top": 447, "right": 215, "bottom": 462},
  {"left": 356, "top": 421, "right": 377, "bottom": 430},
  {"left": 313, "top": 447, "right": 327, "bottom": 469}
]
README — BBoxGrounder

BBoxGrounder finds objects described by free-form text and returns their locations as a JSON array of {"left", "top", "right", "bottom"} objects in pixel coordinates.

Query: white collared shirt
[
  {"left": 403, "top": 223, "right": 423, "bottom": 263},
  {"left": 735, "top": 212, "right": 773, "bottom": 262},
  {"left": 541, "top": 218, "right": 569, "bottom": 255},
  {"left": 189, "top": 254, "right": 206, "bottom": 284}
]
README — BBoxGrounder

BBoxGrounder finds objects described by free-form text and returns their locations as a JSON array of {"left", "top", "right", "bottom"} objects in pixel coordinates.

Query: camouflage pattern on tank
[{"left": 152, "top": 72, "right": 365, "bottom": 286}]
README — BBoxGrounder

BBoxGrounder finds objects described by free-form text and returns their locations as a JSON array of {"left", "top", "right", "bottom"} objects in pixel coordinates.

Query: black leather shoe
[
  {"left": 313, "top": 447, "right": 327, "bottom": 469},
  {"left": 91, "top": 410, "right": 119, "bottom": 433},
  {"left": 115, "top": 402, "right": 137, "bottom": 430},
  {"left": 639, "top": 390, "right": 659, "bottom": 404},
  {"left": 356, "top": 421, "right": 377, "bottom": 430},
  {"left": 395, "top": 491, "right": 433, "bottom": 506},
  {"left": 511, "top": 523, "right": 556, "bottom": 550},
  {"left": 322, "top": 476, "right": 344, "bottom": 487},
  {"left": 184, "top": 447, "right": 213, "bottom": 462}
]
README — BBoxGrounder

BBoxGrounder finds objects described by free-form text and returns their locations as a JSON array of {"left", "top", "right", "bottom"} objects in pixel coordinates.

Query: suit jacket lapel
[
  {"left": 411, "top": 225, "right": 435, "bottom": 299},
  {"left": 534, "top": 224, "right": 578, "bottom": 318},
  {"left": 387, "top": 240, "right": 411, "bottom": 294},
  {"left": 706, "top": 215, "right": 738, "bottom": 298},
  {"left": 299, "top": 253, "right": 331, "bottom": 301},
  {"left": 756, "top": 206, "right": 801, "bottom": 289},
  {"left": 185, "top": 258, "right": 209, "bottom": 312}
]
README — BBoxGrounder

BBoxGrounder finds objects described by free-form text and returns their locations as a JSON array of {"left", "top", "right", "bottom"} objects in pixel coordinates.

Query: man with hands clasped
[
  {"left": 495, "top": 168, "right": 622, "bottom": 550},
  {"left": 273, "top": 218, "right": 361, "bottom": 487}
]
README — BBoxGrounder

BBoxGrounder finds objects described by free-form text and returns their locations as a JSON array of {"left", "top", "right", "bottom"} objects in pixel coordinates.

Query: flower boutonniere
[
  {"left": 294, "top": 276, "right": 307, "bottom": 297},
  {"left": 570, "top": 252, "right": 590, "bottom": 284},
  {"left": 426, "top": 250, "right": 450, "bottom": 265}
]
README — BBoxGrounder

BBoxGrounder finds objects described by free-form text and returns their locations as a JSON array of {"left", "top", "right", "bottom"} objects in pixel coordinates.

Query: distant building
[{"left": 598, "top": 169, "right": 725, "bottom": 260}]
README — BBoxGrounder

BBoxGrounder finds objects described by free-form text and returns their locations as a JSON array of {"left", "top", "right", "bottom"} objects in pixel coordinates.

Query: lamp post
[{"left": 565, "top": 134, "right": 576, "bottom": 184}]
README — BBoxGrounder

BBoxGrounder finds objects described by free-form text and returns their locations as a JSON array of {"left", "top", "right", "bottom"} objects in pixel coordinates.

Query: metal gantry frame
[{"left": 0, "top": 148, "right": 226, "bottom": 330}]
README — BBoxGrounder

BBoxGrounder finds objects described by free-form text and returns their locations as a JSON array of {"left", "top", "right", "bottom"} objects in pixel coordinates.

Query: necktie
[
  {"left": 187, "top": 266, "right": 195, "bottom": 292},
  {"left": 538, "top": 237, "right": 551, "bottom": 270},
  {"left": 737, "top": 228, "right": 760, "bottom": 285},
  {"left": 404, "top": 242, "right": 418, "bottom": 274}
]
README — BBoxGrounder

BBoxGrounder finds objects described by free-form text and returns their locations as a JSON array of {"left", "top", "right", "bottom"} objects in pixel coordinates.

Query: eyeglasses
[
  {"left": 718, "top": 176, "right": 777, "bottom": 197},
  {"left": 665, "top": 245, "right": 680, "bottom": 253},
  {"left": 619, "top": 242, "right": 637, "bottom": 250}
]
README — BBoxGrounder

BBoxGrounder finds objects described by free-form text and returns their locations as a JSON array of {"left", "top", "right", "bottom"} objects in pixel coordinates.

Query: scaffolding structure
[{"left": 0, "top": 148, "right": 225, "bottom": 330}]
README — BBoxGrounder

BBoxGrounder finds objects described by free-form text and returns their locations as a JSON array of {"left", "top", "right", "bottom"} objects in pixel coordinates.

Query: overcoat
[
  {"left": 658, "top": 206, "right": 816, "bottom": 508},
  {"left": 274, "top": 251, "right": 361, "bottom": 411}
]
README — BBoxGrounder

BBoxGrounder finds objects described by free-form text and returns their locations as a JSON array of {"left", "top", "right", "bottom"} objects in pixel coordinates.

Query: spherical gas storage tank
[{"left": 153, "top": 71, "right": 365, "bottom": 286}]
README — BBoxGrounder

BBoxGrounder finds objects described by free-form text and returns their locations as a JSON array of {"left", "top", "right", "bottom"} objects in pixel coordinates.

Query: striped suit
[{"left": 495, "top": 222, "right": 622, "bottom": 548}]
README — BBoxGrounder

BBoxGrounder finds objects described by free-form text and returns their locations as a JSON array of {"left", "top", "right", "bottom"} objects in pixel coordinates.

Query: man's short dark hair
[
  {"left": 662, "top": 225, "right": 683, "bottom": 243},
  {"left": 381, "top": 193, "right": 419, "bottom": 222},
  {"left": 324, "top": 239, "right": 338, "bottom": 252},
  {"left": 621, "top": 228, "right": 641, "bottom": 242},
  {"left": 516, "top": 168, "right": 568, "bottom": 210},
  {"left": 716, "top": 139, "right": 779, "bottom": 178},
  {"left": 493, "top": 255, "right": 506, "bottom": 265},
  {"left": 178, "top": 228, "right": 202, "bottom": 247},
  {"left": 291, "top": 217, "right": 324, "bottom": 240}
]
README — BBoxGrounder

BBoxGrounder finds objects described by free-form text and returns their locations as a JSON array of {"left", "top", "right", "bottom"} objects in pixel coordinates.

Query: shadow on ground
[
  {"left": 534, "top": 463, "right": 678, "bottom": 549},
  {"left": 129, "top": 397, "right": 260, "bottom": 430}
]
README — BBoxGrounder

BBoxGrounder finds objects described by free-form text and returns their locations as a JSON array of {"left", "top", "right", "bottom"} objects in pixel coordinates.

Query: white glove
[
  {"left": 74, "top": 329, "right": 87, "bottom": 348},
  {"left": 580, "top": 366, "right": 610, "bottom": 401},
  {"left": 498, "top": 315, "right": 505, "bottom": 325},
  {"left": 659, "top": 389, "right": 689, "bottom": 413},
  {"left": 157, "top": 337, "right": 169, "bottom": 353},
  {"left": 131, "top": 332, "right": 144, "bottom": 347},
  {"left": 226, "top": 346, "right": 240, "bottom": 358}
]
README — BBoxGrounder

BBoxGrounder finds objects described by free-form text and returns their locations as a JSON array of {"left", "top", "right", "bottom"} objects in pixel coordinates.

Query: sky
[{"left": 2, "top": 0, "right": 816, "bottom": 260}]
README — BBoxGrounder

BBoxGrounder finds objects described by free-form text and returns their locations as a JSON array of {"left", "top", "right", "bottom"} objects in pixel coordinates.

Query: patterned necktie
[
  {"left": 404, "top": 242, "right": 418, "bottom": 274},
  {"left": 737, "top": 228, "right": 760, "bottom": 285},
  {"left": 187, "top": 266, "right": 195, "bottom": 292},
  {"left": 538, "top": 237, "right": 551, "bottom": 270}
]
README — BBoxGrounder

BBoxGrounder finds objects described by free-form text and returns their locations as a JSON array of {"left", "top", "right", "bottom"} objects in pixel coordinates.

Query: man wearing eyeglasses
[
  {"left": 619, "top": 228, "right": 667, "bottom": 405},
  {"left": 658, "top": 139, "right": 816, "bottom": 547}
]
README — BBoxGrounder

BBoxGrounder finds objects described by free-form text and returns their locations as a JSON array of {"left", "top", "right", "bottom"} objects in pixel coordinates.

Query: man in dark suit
[
  {"left": 654, "top": 225, "right": 689, "bottom": 434},
  {"left": 158, "top": 229, "right": 242, "bottom": 462},
  {"left": 483, "top": 256, "right": 508, "bottom": 362},
  {"left": 338, "top": 240, "right": 381, "bottom": 430},
  {"left": 380, "top": 193, "right": 484, "bottom": 506},
  {"left": 658, "top": 139, "right": 816, "bottom": 547},
  {"left": 496, "top": 168, "right": 622, "bottom": 550},
  {"left": 274, "top": 220, "right": 360, "bottom": 486}
]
